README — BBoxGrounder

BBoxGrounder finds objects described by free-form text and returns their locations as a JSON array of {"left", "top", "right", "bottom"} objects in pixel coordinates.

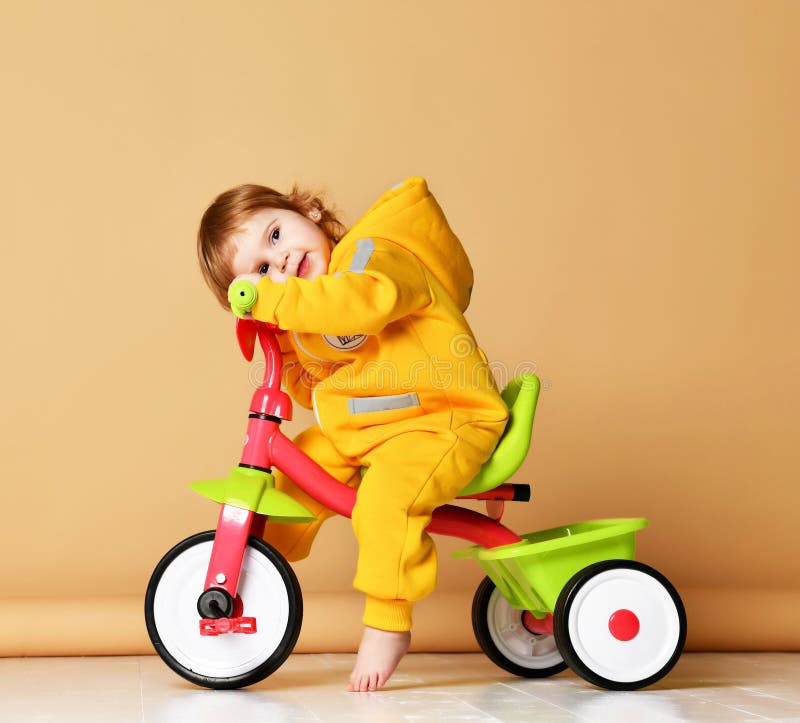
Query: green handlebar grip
[{"left": 228, "top": 280, "right": 259, "bottom": 318}]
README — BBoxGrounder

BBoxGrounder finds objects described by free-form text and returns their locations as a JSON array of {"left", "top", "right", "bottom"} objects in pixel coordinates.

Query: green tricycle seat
[{"left": 457, "top": 374, "right": 540, "bottom": 496}]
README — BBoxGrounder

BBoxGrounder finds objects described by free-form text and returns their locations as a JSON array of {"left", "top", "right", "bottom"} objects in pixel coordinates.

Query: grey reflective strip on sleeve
[
  {"left": 349, "top": 238, "right": 375, "bottom": 273},
  {"left": 347, "top": 392, "right": 420, "bottom": 415}
]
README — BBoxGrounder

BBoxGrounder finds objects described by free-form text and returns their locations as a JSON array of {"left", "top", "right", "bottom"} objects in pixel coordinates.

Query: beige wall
[{"left": 1, "top": 0, "right": 798, "bottom": 656}]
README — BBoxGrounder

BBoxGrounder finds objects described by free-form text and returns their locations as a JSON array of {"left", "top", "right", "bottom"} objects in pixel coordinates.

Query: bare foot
[{"left": 346, "top": 626, "right": 411, "bottom": 692}]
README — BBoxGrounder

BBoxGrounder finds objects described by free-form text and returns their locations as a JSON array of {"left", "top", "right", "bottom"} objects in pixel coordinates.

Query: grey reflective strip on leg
[
  {"left": 347, "top": 392, "right": 420, "bottom": 415},
  {"left": 349, "top": 238, "right": 375, "bottom": 273}
]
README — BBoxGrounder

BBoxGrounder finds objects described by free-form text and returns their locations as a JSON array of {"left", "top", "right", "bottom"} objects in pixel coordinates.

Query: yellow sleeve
[
  {"left": 250, "top": 238, "right": 431, "bottom": 335},
  {"left": 277, "top": 332, "right": 314, "bottom": 409}
]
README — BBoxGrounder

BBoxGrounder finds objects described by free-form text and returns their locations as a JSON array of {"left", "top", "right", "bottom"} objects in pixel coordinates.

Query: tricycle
[{"left": 144, "top": 281, "right": 686, "bottom": 691}]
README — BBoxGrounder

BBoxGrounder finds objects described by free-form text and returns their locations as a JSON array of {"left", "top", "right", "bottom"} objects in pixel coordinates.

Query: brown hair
[{"left": 197, "top": 184, "right": 346, "bottom": 309}]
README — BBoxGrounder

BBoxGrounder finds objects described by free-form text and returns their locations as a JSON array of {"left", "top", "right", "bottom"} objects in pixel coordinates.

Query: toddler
[{"left": 197, "top": 177, "right": 508, "bottom": 691}]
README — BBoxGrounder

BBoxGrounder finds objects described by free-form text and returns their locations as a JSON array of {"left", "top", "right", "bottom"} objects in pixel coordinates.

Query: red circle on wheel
[{"left": 608, "top": 609, "right": 640, "bottom": 641}]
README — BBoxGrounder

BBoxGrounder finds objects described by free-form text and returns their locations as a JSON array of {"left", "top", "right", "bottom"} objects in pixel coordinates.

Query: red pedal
[{"left": 199, "top": 617, "right": 258, "bottom": 636}]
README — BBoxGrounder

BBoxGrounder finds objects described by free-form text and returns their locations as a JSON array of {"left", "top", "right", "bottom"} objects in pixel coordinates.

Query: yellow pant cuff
[{"left": 363, "top": 596, "right": 413, "bottom": 632}]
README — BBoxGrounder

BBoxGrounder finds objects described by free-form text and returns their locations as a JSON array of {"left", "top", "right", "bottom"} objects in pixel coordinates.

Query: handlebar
[
  {"left": 228, "top": 280, "right": 259, "bottom": 319},
  {"left": 235, "top": 316, "right": 285, "bottom": 415}
]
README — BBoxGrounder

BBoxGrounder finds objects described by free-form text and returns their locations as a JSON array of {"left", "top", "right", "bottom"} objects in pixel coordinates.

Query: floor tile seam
[
  {"left": 449, "top": 694, "right": 505, "bottom": 722},
  {"left": 712, "top": 701, "right": 774, "bottom": 721},
  {"left": 302, "top": 700, "right": 323, "bottom": 722},
  {"left": 495, "top": 682, "right": 595, "bottom": 722},
  {"left": 735, "top": 686, "right": 800, "bottom": 706},
  {"left": 663, "top": 688, "right": 781, "bottom": 720}
]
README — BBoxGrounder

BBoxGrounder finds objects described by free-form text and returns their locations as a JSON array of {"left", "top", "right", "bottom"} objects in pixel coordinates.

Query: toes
[
  {"left": 347, "top": 671, "right": 366, "bottom": 692},
  {"left": 347, "top": 669, "right": 390, "bottom": 692}
]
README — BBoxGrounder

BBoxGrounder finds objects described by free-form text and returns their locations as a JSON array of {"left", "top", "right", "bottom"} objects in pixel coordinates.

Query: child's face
[{"left": 230, "top": 208, "right": 332, "bottom": 283}]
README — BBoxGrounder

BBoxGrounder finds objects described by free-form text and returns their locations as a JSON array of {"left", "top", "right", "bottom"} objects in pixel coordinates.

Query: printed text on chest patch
[{"left": 322, "top": 334, "right": 368, "bottom": 351}]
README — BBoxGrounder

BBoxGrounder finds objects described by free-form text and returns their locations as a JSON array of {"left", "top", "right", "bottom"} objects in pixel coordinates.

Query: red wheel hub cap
[{"left": 608, "top": 609, "right": 640, "bottom": 641}]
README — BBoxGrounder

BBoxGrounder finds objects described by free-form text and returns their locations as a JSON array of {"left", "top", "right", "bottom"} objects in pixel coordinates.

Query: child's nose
[{"left": 278, "top": 251, "right": 290, "bottom": 272}]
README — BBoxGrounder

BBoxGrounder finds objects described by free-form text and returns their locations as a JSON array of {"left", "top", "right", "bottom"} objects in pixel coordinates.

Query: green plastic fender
[
  {"left": 190, "top": 466, "right": 316, "bottom": 523},
  {"left": 457, "top": 374, "right": 540, "bottom": 496}
]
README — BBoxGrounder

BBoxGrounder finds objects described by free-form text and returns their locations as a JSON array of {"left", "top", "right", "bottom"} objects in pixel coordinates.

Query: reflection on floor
[{"left": 0, "top": 653, "right": 798, "bottom": 722}]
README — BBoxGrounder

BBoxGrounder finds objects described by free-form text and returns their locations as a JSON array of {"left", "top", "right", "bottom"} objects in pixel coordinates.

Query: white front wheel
[
  {"left": 145, "top": 531, "right": 302, "bottom": 689},
  {"left": 554, "top": 560, "right": 686, "bottom": 690}
]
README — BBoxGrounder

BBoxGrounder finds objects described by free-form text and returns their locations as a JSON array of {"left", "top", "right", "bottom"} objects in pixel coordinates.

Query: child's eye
[
  {"left": 259, "top": 263, "right": 270, "bottom": 275},
  {"left": 271, "top": 227, "right": 280, "bottom": 244}
]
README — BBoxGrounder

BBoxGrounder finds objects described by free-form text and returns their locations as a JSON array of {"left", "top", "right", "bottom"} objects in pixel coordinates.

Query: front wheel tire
[{"left": 145, "top": 531, "right": 302, "bottom": 689}]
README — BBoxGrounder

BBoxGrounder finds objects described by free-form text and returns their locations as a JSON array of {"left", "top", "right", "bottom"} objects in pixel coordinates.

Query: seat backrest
[{"left": 457, "top": 374, "right": 540, "bottom": 496}]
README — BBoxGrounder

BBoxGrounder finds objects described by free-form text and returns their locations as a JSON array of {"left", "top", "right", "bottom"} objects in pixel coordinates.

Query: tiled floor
[{"left": 0, "top": 653, "right": 798, "bottom": 722}]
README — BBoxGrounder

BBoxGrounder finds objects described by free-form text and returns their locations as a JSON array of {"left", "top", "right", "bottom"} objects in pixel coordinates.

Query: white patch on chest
[{"left": 322, "top": 334, "right": 368, "bottom": 351}]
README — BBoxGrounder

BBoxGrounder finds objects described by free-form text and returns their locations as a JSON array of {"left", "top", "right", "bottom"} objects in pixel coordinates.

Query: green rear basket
[{"left": 454, "top": 518, "right": 648, "bottom": 615}]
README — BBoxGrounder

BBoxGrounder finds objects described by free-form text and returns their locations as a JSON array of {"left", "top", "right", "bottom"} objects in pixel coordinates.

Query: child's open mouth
[{"left": 297, "top": 253, "right": 310, "bottom": 278}]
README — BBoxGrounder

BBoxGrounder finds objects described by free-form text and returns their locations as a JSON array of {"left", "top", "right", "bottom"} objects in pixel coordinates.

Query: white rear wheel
[
  {"left": 472, "top": 577, "right": 566, "bottom": 678},
  {"left": 554, "top": 560, "right": 686, "bottom": 690}
]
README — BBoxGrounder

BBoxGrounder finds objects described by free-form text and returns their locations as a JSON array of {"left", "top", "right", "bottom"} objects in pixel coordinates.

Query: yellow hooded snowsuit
[{"left": 250, "top": 178, "right": 508, "bottom": 631}]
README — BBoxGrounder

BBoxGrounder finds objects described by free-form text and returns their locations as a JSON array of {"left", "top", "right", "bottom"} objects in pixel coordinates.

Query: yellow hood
[{"left": 343, "top": 177, "right": 474, "bottom": 312}]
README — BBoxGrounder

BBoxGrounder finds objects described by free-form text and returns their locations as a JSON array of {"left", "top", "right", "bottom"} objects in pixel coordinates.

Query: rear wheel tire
[
  {"left": 553, "top": 560, "right": 686, "bottom": 690},
  {"left": 472, "top": 576, "right": 567, "bottom": 678}
]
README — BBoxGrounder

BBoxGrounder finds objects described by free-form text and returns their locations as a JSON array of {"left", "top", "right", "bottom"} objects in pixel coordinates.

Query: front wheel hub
[{"left": 197, "top": 588, "right": 234, "bottom": 619}]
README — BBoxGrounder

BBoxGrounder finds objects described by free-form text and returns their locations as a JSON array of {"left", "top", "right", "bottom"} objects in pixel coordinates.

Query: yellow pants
[{"left": 263, "top": 418, "right": 504, "bottom": 632}]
